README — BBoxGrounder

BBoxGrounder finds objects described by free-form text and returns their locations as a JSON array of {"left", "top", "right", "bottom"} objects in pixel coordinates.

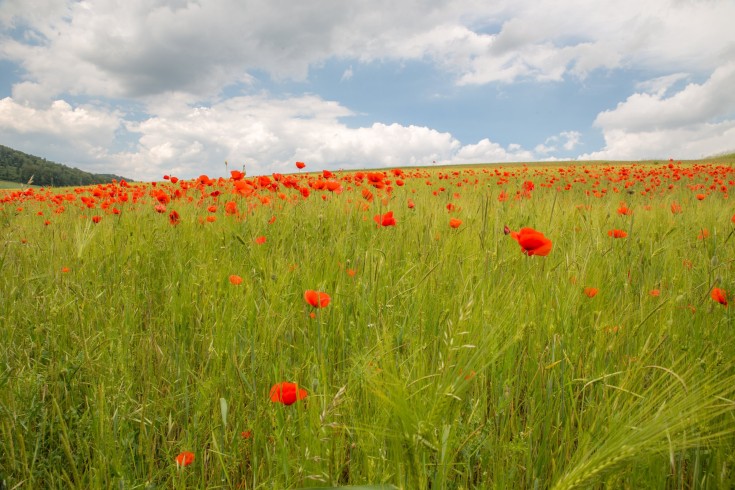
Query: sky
[{"left": 0, "top": 0, "right": 734, "bottom": 181}]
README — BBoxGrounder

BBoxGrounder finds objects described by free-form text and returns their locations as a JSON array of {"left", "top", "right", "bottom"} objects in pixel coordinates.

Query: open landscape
[{"left": 1, "top": 156, "right": 734, "bottom": 488}]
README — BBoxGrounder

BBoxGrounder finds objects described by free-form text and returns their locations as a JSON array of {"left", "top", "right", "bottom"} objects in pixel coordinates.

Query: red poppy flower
[
  {"left": 617, "top": 202, "right": 632, "bottom": 216},
  {"left": 255, "top": 236, "right": 266, "bottom": 245},
  {"left": 608, "top": 229, "right": 627, "bottom": 238},
  {"left": 449, "top": 218, "right": 462, "bottom": 229},
  {"left": 169, "top": 210, "right": 180, "bottom": 225},
  {"left": 175, "top": 451, "right": 195, "bottom": 468},
  {"left": 584, "top": 287, "right": 599, "bottom": 298},
  {"left": 91, "top": 215, "right": 102, "bottom": 223},
  {"left": 508, "top": 227, "right": 553, "bottom": 256},
  {"left": 269, "top": 382, "right": 307, "bottom": 405},
  {"left": 295, "top": 161, "right": 306, "bottom": 169},
  {"left": 225, "top": 201, "right": 238, "bottom": 215},
  {"left": 649, "top": 289, "right": 661, "bottom": 297},
  {"left": 229, "top": 275, "right": 243, "bottom": 285},
  {"left": 711, "top": 287, "right": 728, "bottom": 306},
  {"left": 304, "top": 290, "right": 330, "bottom": 308},
  {"left": 373, "top": 211, "right": 396, "bottom": 227}
]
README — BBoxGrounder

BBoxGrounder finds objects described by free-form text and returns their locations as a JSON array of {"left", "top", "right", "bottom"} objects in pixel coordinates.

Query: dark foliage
[{"left": 0, "top": 144, "right": 129, "bottom": 187}]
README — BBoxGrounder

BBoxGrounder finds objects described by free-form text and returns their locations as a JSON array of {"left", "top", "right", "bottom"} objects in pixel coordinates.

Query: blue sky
[{"left": 1, "top": 0, "right": 734, "bottom": 181}]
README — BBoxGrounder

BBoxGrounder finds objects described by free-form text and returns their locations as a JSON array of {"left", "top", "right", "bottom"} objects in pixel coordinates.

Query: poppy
[
  {"left": 649, "top": 289, "right": 661, "bottom": 297},
  {"left": 449, "top": 218, "right": 462, "bottom": 229},
  {"left": 608, "top": 229, "right": 627, "bottom": 238},
  {"left": 617, "top": 203, "right": 632, "bottom": 215},
  {"left": 373, "top": 211, "right": 396, "bottom": 227},
  {"left": 269, "top": 382, "right": 307, "bottom": 405},
  {"left": 169, "top": 210, "right": 180, "bottom": 225},
  {"left": 91, "top": 215, "right": 102, "bottom": 223},
  {"left": 584, "top": 287, "right": 599, "bottom": 298},
  {"left": 175, "top": 451, "right": 195, "bottom": 468},
  {"left": 295, "top": 161, "right": 306, "bottom": 169},
  {"left": 224, "top": 201, "right": 238, "bottom": 215},
  {"left": 255, "top": 236, "right": 266, "bottom": 245},
  {"left": 304, "top": 290, "right": 330, "bottom": 308},
  {"left": 711, "top": 287, "right": 728, "bottom": 306},
  {"left": 508, "top": 227, "right": 552, "bottom": 256},
  {"left": 229, "top": 275, "right": 243, "bottom": 285}
]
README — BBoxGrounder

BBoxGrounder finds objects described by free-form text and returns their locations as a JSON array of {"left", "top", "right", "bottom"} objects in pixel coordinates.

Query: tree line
[{"left": 0, "top": 144, "right": 129, "bottom": 187}]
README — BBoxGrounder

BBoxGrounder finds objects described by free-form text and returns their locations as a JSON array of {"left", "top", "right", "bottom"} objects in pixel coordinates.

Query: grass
[{"left": 1, "top": 157, "right": 735, "bottom": 488}]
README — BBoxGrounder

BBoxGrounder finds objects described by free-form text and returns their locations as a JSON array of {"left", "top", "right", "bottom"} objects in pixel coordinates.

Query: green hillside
[{"left": 0, "top": 144, "right": 129, "bottom": 187}]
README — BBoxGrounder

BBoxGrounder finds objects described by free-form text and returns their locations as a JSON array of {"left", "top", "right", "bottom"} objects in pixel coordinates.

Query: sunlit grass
[{"left": 1, "top": 158, "right": 734, "bottom": 488}]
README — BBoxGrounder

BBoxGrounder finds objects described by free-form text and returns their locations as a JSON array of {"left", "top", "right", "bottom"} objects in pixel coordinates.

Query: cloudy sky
[{"left": 1, "top": 0, "right": 734, "bottom": 181}]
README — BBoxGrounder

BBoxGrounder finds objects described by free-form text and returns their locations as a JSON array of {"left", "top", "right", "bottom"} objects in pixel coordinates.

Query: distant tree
[{"left": 0, "top": 144, "right": 129, "bottom": 186}]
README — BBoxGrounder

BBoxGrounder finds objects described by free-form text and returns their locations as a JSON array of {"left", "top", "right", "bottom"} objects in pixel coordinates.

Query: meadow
[{"left": 1, "top": 157, "right": 734, "bottom": 489}]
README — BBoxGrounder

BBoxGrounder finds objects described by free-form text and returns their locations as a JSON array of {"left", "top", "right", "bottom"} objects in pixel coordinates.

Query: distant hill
[{"left": 0, "top": 144, "right": 129, "bottom": 187}]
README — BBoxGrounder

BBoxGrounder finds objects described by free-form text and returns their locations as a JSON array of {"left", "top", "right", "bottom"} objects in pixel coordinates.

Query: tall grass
[{"left": 1, "top": 160, "right": 734, "bottom": 488}]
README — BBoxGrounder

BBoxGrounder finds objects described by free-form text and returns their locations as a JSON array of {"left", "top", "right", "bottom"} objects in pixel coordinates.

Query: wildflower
[
  {"left": 169, "top": 210, "right": 180, "bottom": 225},
  {"left": 255, "top": 236, "right": 266, "bottom": 245},
  {"left": 374, "top": 211, "right": 396, "bottom": 227},
  {"left": 224, "top": 201, "right": 238, "bottom": 215},
  {"left": 617, "top": 202, "right": 632, "bottom": 215},
  {"left": 584, "top": 287, "right": 599, "bottom": 298},
  {"left": 671, "top": 202, "right": 682, "bottom": 214},
  {"left": 269, "top": 382, "right": 307, "bottom": 405},
  {"left": 154, "top": 204, "right": 166, "bottom": 213},
  {"left": 697, "top": 229, "right": 709, "bottom": 240},
  {"left": 346, "top": 268, "right": 356, "bottom": 277},
  {"left": 229, "top": 275, "right": 243, "bottom": 285},
  {"left": 449, "top": 218, "right": 462, "bottom": 229},
  {"left": 608, "top": 229, "right": 627, "bottom": 238},
  {"left": 304, "top": 290, "right": 330, "bottom": 308},
  {"left": 241, "top": 430, "right": 252, "bottom": 439},
  {"left": 711, "top": 287, "right": 728, "bottom": 306},
  {"left": 295, "top": 161, "right": 306, "bottom": 169},
  {"left": 696, "top": 193, "right": 706, "bottom": 201},
  {"left": 61, "top": 267, "right": 70, "bottom": 273},
  {"left": 175, "top": 451, "right": 195, "bottom": 468},
  {"left": 91, "top": 215, "right": 102, "bottom": 223},
  {"left": 508, "top": 227, "right": 553, "bottom": 256},
  {"left": 407, "top": 199, "right": 415, "bottom": 209}
]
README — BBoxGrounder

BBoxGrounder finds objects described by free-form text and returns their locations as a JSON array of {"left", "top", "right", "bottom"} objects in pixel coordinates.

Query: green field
[{"left": 1, "top": 159, "right": 734, "bottom": 489}]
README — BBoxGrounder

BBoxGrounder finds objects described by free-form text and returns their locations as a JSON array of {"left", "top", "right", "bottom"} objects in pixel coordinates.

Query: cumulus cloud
[
  {"left": 2, "top": 0, "right": 733, "bottom": 102},
  {"left": 535, "top": 131, "right": 581, "bottom": 155},
  {"left": 1, "top": 92, "right": 570, "bottom": 180},
  {"left": 581, "top": 62, "right": 735, "bottom": 160},
  {"left": 0, "top": 97, "right": 123, "bottom": 170}
]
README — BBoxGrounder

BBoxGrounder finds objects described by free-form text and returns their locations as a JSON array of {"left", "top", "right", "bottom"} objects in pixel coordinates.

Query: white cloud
[
  {"left": 341, "top": 66, "right": 354, "bottom": 82},
  {"left": 2, "top": 0, "right": 734, "bottom": 102},
  {"left": 535, "top": 131, "right": 581, "bottom": 154},
  {"left": 1, "top": 92, "right": 572, "bottom": 180},
  {"left": 454, "top": 138, "right": 534, "bottom": 163},
  {"left": 581, "top": 62, "right": 735, "bottom": 160}
]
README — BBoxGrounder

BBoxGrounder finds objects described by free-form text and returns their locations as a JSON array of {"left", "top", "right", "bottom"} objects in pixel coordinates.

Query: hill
[{"left": 0, "top": 144, "right": 129, "bottom": 187}]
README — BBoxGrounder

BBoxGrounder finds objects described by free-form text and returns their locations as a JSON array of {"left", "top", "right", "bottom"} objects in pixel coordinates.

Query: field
[{"left": 1, "top": 158, "right": 735, "bottom": 489}]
